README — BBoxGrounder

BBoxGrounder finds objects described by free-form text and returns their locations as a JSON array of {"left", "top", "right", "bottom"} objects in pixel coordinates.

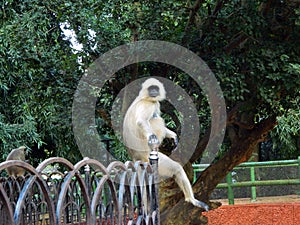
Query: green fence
[{"left": 193, "top": 156, "right": 300, "bottom": 205}]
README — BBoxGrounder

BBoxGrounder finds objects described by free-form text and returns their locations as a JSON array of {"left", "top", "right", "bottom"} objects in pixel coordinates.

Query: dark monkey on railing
[
  {"left": 123, "top": 78, "right": 209, "bottom": 211},
  {"left": 6, "top": 146, "right": 27, "bottom": 177}
]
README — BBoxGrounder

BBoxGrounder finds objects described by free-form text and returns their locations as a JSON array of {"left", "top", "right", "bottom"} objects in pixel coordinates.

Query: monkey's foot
[{"left": 191, "top": 199, "right": 210, "bottom": 211}]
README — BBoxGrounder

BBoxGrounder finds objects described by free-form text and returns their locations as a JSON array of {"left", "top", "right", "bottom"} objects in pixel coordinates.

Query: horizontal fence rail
[
  {"left": 193, "top": 156, "right": 300, "bottom": 205},
  {"left": 0, "top": 156, "right": 160, "bottom": 225}
]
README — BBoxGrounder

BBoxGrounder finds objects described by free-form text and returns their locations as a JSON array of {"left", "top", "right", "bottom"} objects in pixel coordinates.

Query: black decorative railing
[{"left": 0, "top": 156, "right": 159, "bottom": 225}]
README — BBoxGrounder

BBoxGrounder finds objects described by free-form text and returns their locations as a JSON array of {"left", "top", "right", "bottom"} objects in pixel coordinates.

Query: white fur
[{"left": 123, "top": 78, "right": 209, "bottom": 211}]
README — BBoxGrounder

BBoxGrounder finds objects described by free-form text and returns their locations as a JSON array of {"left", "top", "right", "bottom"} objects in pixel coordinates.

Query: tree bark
[{"left": 159, "top": 116, "right": 277, "bottom": 224}]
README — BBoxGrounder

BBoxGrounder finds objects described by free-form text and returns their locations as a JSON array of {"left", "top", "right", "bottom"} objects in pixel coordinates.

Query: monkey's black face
[{"left": 148, "top": 85, "right": 160, "bottom": 98}]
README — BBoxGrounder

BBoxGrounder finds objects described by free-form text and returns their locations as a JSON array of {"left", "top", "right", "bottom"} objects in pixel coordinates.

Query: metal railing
[
  {"left": 0, "top": 155, "right": 160, "bottom": 225},
  {"left": 193, "top": 156, "right": 300, "bottom": 205}
]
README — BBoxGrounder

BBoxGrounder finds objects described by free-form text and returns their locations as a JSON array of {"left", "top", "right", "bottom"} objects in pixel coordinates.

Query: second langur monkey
[
  {"left": 6, "top": 146, "right": 27, "bottom": 177},
  {"left": 123, "top": 78, "right": 209, "bottom": 211}
]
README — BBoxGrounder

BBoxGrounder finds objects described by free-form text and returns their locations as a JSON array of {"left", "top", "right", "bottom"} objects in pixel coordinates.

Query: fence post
[
  {"left": 226, "top": 172, "right": 234, "bottom": 205},
  {"left": 84, "top": 164, "right": 91, "bottom": 197},
  {"left": 250, "top": 166, "right": 257, "bottom": 202},
  {"left": 193, "top": 167, "right": 197, "bottom": 184},
  {"left": 149, "top": 150, "right": 160, "bottom": 225}
]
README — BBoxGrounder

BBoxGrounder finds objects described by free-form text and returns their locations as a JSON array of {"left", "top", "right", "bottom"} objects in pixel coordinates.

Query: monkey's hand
[
  {"left": 148, "top": 134, "right": 160, "bottom": 151},
  {"left": 165, "top": 129, "right": 178, "bottom": 148}
]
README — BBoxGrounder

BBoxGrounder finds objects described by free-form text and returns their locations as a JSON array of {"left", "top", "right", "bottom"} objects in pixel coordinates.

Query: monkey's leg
[{"left": 157, "top": 153, "right": 209, "bottom": 211}]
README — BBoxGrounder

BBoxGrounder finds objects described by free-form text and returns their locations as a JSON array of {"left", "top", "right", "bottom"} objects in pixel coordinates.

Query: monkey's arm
[
  {"left": 135, "top": 103, "right": 157, "bottom": 140},
  {"left": 136, "top": 117, "right": 162, "bottom": 151},
  {"left": 136, "top": 117, "right": 154, "bottom": 140}
]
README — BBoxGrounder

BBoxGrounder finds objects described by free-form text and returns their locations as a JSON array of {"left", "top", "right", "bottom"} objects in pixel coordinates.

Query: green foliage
[
  {"left": 271, "top": 100, "right": 300, "bottom": 159},
  {"left": 0, "top": 0, "right": 80, "bottom": 162},
  {"left": 0, "top": 0, "right": 299, "bottom": 164},
  {"left": 0, "top": 113, "right": 42, "bottom": 158}
]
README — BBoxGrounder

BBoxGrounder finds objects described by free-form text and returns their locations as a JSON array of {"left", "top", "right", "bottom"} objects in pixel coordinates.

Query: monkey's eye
[{"left": 148, "top": 85, "right": 159, "bottom": 92}]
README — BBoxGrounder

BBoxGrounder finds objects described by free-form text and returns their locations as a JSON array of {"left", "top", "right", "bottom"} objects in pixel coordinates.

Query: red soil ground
[{"left": 203, "top": 195, "right": 300, "bottom": 225}]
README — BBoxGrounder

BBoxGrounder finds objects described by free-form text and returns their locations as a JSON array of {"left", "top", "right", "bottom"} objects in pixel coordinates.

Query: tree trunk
[{"left": 159, "top": 116, "right": 277, "bottom": 224}]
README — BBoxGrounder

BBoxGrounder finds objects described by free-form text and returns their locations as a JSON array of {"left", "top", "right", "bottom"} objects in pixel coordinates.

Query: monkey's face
[
  {"left": 148, "top": 85, "right": 160, "bottom": 98},
  {"left": 140, "top": 78, "right": 166, "bottom": 101}
]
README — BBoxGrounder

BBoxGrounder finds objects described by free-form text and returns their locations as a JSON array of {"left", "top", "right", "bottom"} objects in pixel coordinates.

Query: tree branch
[
  {"left": 182, "top": 0, "right": 205, "bottom": 45},
  {"left": 184, "top": 0, "right": 205, "bottom": 30},
  {"left": 194, "top": 115, "right": 277, "bottom": 201},
  {"left": 223, "top": 32, "right": 249, "bottom": 54},
  {"left": 207, "top": 0, "right": 228, "bottom": 27},
  {"left": 189, "top": 127, "right": 210, "bottom": 163}
]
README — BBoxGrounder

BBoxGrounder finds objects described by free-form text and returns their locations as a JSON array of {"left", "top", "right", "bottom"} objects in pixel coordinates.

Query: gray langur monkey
[
  {"left": 123, "top": 78, "right": 209, "bottom": 211},
  {"left": 6, "top": 146, "right": 27, "bottom": 177}
]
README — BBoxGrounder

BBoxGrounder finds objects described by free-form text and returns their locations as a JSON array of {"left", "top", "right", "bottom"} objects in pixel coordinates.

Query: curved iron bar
[
  {"left": 0, "top": 156, "right": 160, "bottom": 225},
  {"left": 126, "top": 161, "right": 140, "bottom": 223},
  {"left": 0, "top": 184, "right": 14, "bottom": 224},
  {"left": 134, "top": 161, "right": 152, "bottom": 217},
  {"left": 0, "top": 160, "right": 56, "bottom": 225},
  {"left": 55, "top": 157, "right": 101, "bottom": 225},
  {"left": 90, "top": 173, "right": 117, "bottom": 224}
]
